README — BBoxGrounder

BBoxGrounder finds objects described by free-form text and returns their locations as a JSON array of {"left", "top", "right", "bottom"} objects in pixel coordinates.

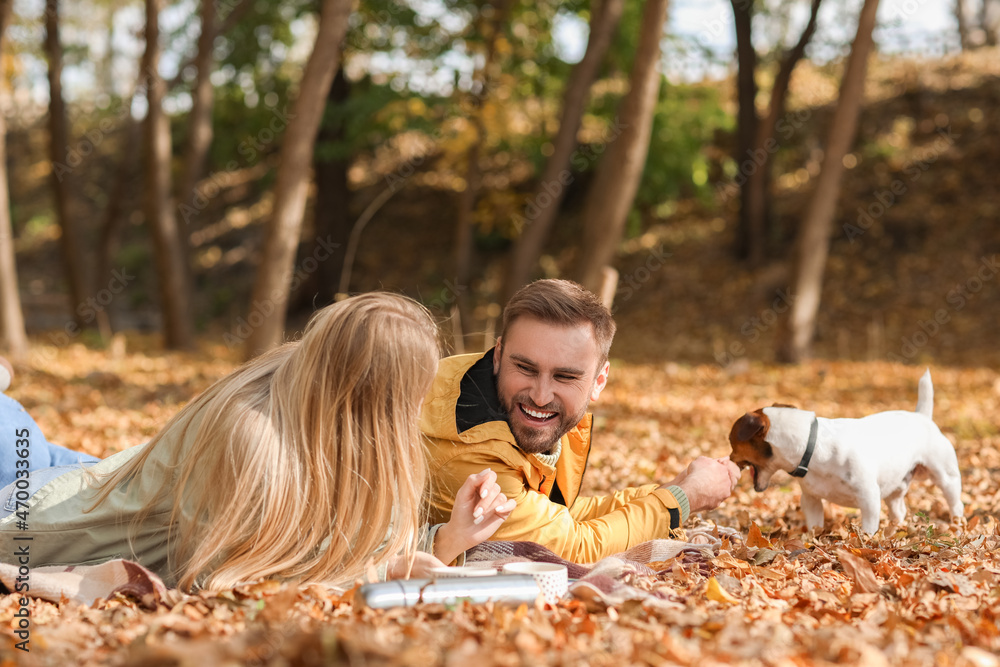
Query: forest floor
[{"left": 1, "top": 344, "right": 999, "bottom": 665}]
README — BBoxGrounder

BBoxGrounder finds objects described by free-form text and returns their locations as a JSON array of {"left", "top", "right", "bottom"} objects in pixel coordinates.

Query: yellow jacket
[{"left": 421, "top": 350, "right": 690, "bottom": 563}]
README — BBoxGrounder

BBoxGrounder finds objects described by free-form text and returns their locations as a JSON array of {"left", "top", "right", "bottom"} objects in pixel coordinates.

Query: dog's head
[{"left": 728, "top": 404, "right": 796, "bottom": 492}]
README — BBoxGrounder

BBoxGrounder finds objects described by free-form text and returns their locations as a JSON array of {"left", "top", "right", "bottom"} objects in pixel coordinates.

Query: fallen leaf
[
  {"left": 837, "top": 549, "right": 881, "bottom": 594},
  {"left": 706, "top": 577, "right": 740, "bottom": 604},
  {"left": 747, "top": 522, "right": 772, "bottom": 549},
  {"left": 752, "top": 548, "right": 780, "bottom": 566}
]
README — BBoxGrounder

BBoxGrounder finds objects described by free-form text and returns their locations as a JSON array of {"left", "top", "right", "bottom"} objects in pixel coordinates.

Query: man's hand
[
  {"left": 433, "top": 468, "right": 516, "bottom": 564},
  {"left": 668, "top": 456, "right": 740, "bottom": 514}
]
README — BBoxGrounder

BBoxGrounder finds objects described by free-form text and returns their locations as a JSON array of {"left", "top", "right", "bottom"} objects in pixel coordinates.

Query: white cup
[
  {"left": 428, "top": 566, "right": 498, "bottom": 578},
  {"left": 501, "top": 562, "right": 568, "bottom": 604}
]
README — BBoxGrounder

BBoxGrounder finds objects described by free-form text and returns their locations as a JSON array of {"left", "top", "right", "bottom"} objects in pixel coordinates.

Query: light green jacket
[
  {"left": 0, "top": 414, "right": 203, "bottom": 586},
  {"left": 0, "top": 409, "right": 444, "bottom": 588}
]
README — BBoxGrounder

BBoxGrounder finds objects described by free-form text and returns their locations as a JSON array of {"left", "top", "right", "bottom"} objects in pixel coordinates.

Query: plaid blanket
[
  {"left": 0, "top": 523, "right": 740, "bottom": 609},
  {"left": 0, "top": 558, "right": 167, "bottom": 609},
  {"left": 465, "top": 523, "right": 743, "bottom": 609}
]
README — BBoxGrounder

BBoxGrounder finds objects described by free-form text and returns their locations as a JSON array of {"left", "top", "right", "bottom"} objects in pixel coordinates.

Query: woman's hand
[
  {"left": 386, "top": 551, "right": 446, "bottom": 580},
  {"left": 433, "top": 468, "right": 516, "bottom": 565}
]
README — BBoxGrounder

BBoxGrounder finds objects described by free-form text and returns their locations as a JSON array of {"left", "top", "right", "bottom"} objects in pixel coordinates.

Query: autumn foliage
[{"left": 2, "top": 341, "right": 998, "bottom": 665}]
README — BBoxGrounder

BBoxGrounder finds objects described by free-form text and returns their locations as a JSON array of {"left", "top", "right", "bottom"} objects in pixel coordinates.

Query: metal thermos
[{"left": 355, "top": 574, "right": 542, "bottom": 609}]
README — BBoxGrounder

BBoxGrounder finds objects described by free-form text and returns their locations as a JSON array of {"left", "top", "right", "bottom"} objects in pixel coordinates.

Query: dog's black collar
[{"left": 789, "top": 417, "right": 819, "bottom": 478}]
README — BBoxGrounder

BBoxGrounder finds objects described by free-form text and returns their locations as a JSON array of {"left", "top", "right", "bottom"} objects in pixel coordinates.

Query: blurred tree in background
[{"left": 0, "top": 0, "right": 995, "bottom": 364}]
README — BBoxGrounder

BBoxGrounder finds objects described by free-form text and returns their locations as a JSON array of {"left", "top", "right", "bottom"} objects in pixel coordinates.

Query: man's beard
[{"left": 497, "top": 387, "right": 588, "bottom": 455}]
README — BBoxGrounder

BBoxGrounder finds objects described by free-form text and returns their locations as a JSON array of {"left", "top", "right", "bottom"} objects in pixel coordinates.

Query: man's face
[{"left": 493, "top": 316, "right": 609, "bottom": 454}]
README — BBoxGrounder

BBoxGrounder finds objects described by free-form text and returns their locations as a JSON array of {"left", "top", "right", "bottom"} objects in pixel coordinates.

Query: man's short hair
[{"left": 500, "top": 279, "right": 617, "bottom": 363}]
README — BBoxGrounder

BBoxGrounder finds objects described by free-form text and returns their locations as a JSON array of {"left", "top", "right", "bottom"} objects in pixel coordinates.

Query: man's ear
[
  {"left": 493, "top": 338, "right": 503, "bottom": 375},
  {"left": 590, "top": 360, "right": 610, "bottom": 402}
]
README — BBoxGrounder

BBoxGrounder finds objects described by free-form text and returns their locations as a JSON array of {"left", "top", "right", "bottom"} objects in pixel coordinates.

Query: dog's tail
[{"left": 915, "top": 368, "right": 934, "bottom": 419}]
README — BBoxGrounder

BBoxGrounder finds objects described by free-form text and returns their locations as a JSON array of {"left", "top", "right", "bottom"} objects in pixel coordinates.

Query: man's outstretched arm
[
  {"left": 429, "top": 453, "right": 739, "bottom": 563},
  {"left": 569, "top": 456, "right": 739, "bottom": 531}
]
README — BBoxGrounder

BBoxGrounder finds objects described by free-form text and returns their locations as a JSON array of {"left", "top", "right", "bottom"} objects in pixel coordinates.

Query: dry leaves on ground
[{"left": 2, "top": 342, "right": 999, "bottom": 666}]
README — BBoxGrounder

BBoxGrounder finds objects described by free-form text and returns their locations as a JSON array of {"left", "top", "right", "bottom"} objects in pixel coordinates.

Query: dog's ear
[
  {"left": 770, "top": 402, "right": 797, "bottom": 409},
  {"left": 731, "top": 410, "right": 770, "bottom": 443}
]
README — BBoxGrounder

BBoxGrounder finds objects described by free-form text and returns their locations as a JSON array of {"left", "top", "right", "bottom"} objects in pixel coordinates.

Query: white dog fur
[{"left": 728, "top": 370, "right": 964, "bottom": 534}]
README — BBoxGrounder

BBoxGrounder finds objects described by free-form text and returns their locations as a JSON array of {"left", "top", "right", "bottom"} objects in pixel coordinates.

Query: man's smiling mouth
[{"left": 519, "top": 404, "right": 558, "bottom": 423}]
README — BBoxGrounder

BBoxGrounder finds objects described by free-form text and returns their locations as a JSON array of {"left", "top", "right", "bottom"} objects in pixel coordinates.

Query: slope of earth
[{"left": 609, "top": 48, "right": 1000, "bottom": 368}]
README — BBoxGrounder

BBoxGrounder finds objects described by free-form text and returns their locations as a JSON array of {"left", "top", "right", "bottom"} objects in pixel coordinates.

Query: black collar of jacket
[
  {"left": 456, "top": 348, "right": 507, "bottom": 434},
  {"left": 789, "top": 417, "right": 819, "bottom": 478}
]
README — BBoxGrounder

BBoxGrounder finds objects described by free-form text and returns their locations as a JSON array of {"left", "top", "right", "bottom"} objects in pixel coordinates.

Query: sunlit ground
[{"left": 3, "top": 341, "right": 998, "bottom": 665}]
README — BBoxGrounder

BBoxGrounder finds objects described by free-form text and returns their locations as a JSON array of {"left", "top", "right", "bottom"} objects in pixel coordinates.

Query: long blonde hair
[{"left": 91, "top": 292, "right": 440, "bottom": 591}]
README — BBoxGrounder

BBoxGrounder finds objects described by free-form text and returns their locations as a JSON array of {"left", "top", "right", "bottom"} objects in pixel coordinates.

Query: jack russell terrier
[{"left": 728, "top": 370, "right": 964, "bottom": 534}]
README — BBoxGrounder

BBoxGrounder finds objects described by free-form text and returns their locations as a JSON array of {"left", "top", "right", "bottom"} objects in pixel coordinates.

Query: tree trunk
[
  {"left": 956, "top": 0, "right": 971, "bottom": 49},
  {"left": 730, "top": 0, "right": 759, "bottom": 264},
  {"left": 453, "top": 136, "right": 480, "bottom": 343},
  {"left": 99, "top": 3, "right": 116, "bottom": 95},
  {"left": 574, "top": 0, "right": 670, "bottom": 294},
  {"left": 983, "top": 0, "right": 1000, "bottom": 46},
  {"left": 166, "top": 0, "right": 251, "bottom": 92},
  {"left": 0, "top": 0, "right": 27, "bottom": 358},
  {"left": 243, "top": 0, "right": 353, "bottom": 358},
  {"left": 45, "top": 0, "right": 90, "bottom": 330},
  {"left": 501, "top": 0, "right": 626, "bottom": 303},
  {"left": 176, "top": 0, "right": 217, "bottom": 234},
  {"left": 0, "top": 112, "right": 24, "bottom": 359},
  {"left": 306, "top": 66, "right": 351, "bottom": 306},
  {"left": 143, "top": 0, "right": 195, "bottom": 349},
  {"left": 95, "top": 116, "right": 141, "bottom": 339},
  {"left": 776, "top": 0, "right": 880, "bottom": 363},
  {"left": 452, "top": 0, "right": 511, "bottom": 346},
  {"left": 94, "top": 65, "right": 147, "bottom": 340},
  {"left": 744, "top": 0, "right": 823, "bottom": 262}
]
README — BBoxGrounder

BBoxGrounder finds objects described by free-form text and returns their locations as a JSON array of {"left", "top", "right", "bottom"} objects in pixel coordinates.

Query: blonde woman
[{"left": 0, "top": 293, "right": 514, "bottom": 591}]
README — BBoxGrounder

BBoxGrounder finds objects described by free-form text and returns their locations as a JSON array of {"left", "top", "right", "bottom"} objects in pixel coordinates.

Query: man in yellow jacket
[{"left": 422, "top": 279, "right": 740, "bottom": 563}]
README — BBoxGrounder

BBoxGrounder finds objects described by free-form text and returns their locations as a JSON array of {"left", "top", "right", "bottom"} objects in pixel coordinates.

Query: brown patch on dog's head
[
  {"left": 770, "top": 402, "right": 797, "bottom": 409},
  {"left": 729, "top": 409, "right": 775, "bottom": 491}
]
